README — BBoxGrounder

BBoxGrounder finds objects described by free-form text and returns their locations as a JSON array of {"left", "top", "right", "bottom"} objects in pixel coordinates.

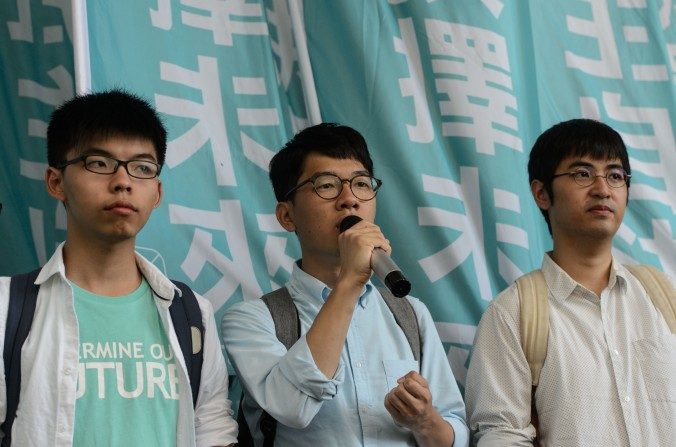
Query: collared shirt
[
  {"left": 222, "top": 262, "right": 469, "bottom": 447},
  {"left": 465, "top": 254, "right": 675, "bottom": 447},
  {"left": 0, "top": 243, "right": 238, "bottom": 447}
]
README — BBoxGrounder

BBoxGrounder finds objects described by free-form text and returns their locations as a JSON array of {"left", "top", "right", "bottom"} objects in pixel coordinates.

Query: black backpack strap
[
  {"left": 235, "top": 397, "right": 254, "bottom": 447},
  {"left": 236, "top": 287, "right": 299, "bottom": 447},
  {"left": 378, "top": 287, "right": 421, "bottom": 364},
  {"left": 2, "top": 268, "right": 41, "bottom": 447},
  {"left": 169, "top": 281, "right": 204, "bottom": 409}
]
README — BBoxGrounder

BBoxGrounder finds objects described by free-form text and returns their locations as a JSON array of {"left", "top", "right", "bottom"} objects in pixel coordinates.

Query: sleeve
[
  {"left": 221, "top": 300, "right": 344, "bottom": 429},
  {"left": 464, "top": 289, "right": 536, "bottom": 446},
  {"left": 193, "top": 294, "right": 238, "bottom": 447},
  {"left": 410, "top": 298, "right": 470, "bottom": 447}
]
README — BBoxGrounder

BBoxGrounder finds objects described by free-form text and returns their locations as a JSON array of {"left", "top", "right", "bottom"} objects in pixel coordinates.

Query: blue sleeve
[{"left": 221, "top": 299, "right": 344, "bottom": 429}]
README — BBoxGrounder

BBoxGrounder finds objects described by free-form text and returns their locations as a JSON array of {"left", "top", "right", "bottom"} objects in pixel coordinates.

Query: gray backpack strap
[
  {"left": 378, "top": 287, "right": 421, "bottom": 363},
  {"left": 261, "top": 287, "right": 300, "bottom": 350},
  {"left": 240, "top": 287, "right": 298, "bottom": 447}
]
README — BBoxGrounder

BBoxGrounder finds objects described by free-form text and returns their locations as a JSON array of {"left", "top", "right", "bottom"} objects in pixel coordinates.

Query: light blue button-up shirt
[{"left": 222, "top": 263, "right": 468, "bottom": 446}]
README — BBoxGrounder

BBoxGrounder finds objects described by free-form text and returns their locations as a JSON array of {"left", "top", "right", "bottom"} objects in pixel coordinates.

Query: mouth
[
  {"left": 105, "top": 201, "right": 137, "bottom": 214},
  {"left": 587, "top": 205, "right": 614, "bottom": 215}
]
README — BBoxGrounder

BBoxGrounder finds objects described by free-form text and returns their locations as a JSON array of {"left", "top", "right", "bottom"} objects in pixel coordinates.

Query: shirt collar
[
  {"left": 289, "top": 260, "right": 373, "bottom": 308},
  {"left": 36, "top": 242, "right": 178, "bottom": 305},
  {"left": 541, "top": 252, "right": 628, "bottom": 301}
]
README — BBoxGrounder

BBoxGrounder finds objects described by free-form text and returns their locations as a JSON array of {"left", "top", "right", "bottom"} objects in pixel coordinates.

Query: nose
[
  {"left": 110, "top": 164, "right": 132, "bottom": 192},
  {"left": 589, "top": 174, "right": 611, "bottom": 198},
  {"left": 335, "top": 180, "right": 358, "bottom": 210}
]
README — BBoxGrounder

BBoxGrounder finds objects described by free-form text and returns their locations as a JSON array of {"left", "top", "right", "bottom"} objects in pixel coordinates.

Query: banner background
[{"left": 2, "top": 0, "right": 674, "bottom": 391}]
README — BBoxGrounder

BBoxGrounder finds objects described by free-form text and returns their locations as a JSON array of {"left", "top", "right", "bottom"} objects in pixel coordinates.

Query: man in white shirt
[
  {"left": 0, "top": 90, "right": 237, "bottom": 447},
  {"left": 465, "top": 119, "right": 674, "bottom": 446}
]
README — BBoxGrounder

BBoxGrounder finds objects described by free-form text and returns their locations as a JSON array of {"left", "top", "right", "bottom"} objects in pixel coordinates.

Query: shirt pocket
[
  {"left": 632, "top": 334, "right": 676, "bottom": 402},
  {"left": 382, "top": 359, "right": 419, "bottom": 391}
]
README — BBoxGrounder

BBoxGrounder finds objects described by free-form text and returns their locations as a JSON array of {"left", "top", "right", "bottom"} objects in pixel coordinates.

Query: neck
[
  {"left": 298, "top": 253, "right": 342, "bottom": 289},
  {"left": 62, "top": 235, "right": 141, "bottom": 296},
  {"left": 550, "top": 234, "right": 613, "bottom": 296}
]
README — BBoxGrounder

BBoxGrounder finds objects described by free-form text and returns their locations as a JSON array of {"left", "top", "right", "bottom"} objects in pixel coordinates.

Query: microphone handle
[{"left": 371, "top": 248, "right": 411, "bottom": 298}]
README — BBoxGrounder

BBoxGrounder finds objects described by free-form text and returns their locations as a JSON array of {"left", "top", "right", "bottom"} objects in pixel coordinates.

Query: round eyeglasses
[
  {"left": 285, "top": 173, "right": 382, "bottom": 201},
  {"left": 57, "top": 155, "right": 161, "bottom": 179},
  {"left": 552, "top": 166, "right": 630, "bottom": 188}
]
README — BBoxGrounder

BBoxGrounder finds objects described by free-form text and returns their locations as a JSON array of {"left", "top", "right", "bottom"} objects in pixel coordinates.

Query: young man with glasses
[
  {"left": 465, "top": 119, "right": 674, "bottom": 446},
  {"left": 0, "top": 90, "right": 237, "bottom": 446},
  {"left": 222, "top": 123, "right": 468, "bottom": 446}
]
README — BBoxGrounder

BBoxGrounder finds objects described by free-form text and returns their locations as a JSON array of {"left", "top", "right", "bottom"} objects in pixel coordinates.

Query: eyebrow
[
  {"left": 310, "top": 170, "right": 371, "bottom": 178},
  {"left": 84, "top": 147, "right": 158, "bottom": 162},
  {"left": 565, "top": 160, "right": 624, "bottom": 170}
]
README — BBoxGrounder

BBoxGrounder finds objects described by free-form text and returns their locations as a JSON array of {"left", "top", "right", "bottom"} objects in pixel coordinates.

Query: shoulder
[
  {"left": 403, "top": 295, "right": 433, "bottom": 323},
  {"left": 221, "top": 297, "right": 274, "bottom": 332},
  {"left": 477, "top": 281, "right": 522, "bottom": 329}
]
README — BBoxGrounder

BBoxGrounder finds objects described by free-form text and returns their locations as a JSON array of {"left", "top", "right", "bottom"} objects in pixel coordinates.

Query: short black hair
[
  {"left": 47, "top": 89, "right": 167, "bottom": 167},
  {"left": 528, "top": 118, "right": 630, "bottom": 234},
  {"left": 269, "top": 123, "right": 374, "bottom": 202}
]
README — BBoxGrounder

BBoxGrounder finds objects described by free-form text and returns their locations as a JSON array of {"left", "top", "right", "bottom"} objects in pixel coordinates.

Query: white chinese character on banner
[
  {"left": 417, "top": 167, "right": 493, "bottom": 301},
  {"left": 16, "top": 65, "right": 73, "bottom": 263},
  {"left": 169, "top": 200, "right": 263, "bottom": 309},
  {"left": 493, "top": 188, "right": 530, "bottom": 284},
  {"left": 232, "top": 76, "right": 280, "bottom": 171},
  {"left": 393, "top": 18, "right": 434, "bottom": 144},
  {"left": 150, "top": 0, "right": 268, "bottom": 45},
  {"left": 155, "top": 56, "right": 236, "bottom": 186},
  {"left": 8, "top": 0, "right": 72, "bottom": 43},
  {"left": 266, "top": 0, "right": 297, "bottom": 89},
  {"left": 256, "top": 213, "right": 296, "bottom": 290},
  {"left": 565, "top": 0, "right": 670, "bottom": 81},
  {"left": 425, "top": 19, "right": 523, "bottom": 154}
]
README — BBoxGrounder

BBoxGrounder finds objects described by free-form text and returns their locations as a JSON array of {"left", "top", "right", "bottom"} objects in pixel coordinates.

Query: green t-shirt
[{"left": 72, "top": 279, "right": 179, "bottom": 447}]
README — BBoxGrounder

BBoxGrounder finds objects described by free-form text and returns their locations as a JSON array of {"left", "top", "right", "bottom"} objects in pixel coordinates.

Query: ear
[
  {"left": 531, "top": 180, "right": 551, "bottom": 211},
  {"left": 45, "top": 167, "right": 67, "bottom": 202},
  {"left": 153, "top": 180, "right": 163, "bottom": 208},
  {"left": 275, "top": 202, "right": 296, "bottom": 232}
]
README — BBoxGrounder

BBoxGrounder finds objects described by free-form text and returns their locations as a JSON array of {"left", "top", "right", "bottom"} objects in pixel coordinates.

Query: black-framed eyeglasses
[
  {"left": 57, "top": 155, "right": 161, "bottom": 179},
  {"left": 285, "top": 172, "right": 382, "bottom": 201},
  {"left": 552, "top": 166, "right": 630, "bottom": 188}
]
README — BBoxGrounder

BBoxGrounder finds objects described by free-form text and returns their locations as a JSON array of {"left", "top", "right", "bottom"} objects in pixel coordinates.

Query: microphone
[{"left": 339, "top": 215, "right": 411, "bottom": 298}]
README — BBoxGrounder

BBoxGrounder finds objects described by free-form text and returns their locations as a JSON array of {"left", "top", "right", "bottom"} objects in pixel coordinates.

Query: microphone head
[
  {"left": 339, "top": 215, "right": 363, "bottom": 233},
  {"left": 384, "top": 271, "right": 411, "bottom": 297}
]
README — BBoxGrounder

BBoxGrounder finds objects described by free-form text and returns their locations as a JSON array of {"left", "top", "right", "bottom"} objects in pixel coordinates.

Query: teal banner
[{"left": 2, "top": 0, "right": 674, "bottom": 390}]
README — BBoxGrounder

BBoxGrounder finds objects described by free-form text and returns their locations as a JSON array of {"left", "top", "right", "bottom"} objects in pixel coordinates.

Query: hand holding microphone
[{"left": 339, "top": 215, "right": 411, "bottom": 298}]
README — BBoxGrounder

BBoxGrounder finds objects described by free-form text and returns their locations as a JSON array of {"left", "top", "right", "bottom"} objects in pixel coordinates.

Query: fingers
[
  {"left": 339, "top": 221, "right": 390, "bottom": 252},
  {"left": 390, "top": 371, "right": 432, "bottom": 407},
  {"left": 384, "top": 389, "right": 408, "bottom": 417}
]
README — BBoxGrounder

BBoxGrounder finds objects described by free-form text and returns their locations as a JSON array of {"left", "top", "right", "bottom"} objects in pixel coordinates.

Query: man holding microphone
[{"left": 222, "top": 123, "right": 467, "bottom": 446}]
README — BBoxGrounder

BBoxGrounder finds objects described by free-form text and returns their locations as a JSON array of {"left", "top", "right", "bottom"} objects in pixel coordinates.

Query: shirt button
[
  {"left": 613, "top": 349, "right": 619, "bottom": 356},
  {"left": 356, "top": 362, "right": 363, "bottom": 368},
  {"left": 64, "top": 368, "right": 71, "bottom": 375},
  {"left": 624, "top": 396, "right": 631, "bottom": 402}
]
